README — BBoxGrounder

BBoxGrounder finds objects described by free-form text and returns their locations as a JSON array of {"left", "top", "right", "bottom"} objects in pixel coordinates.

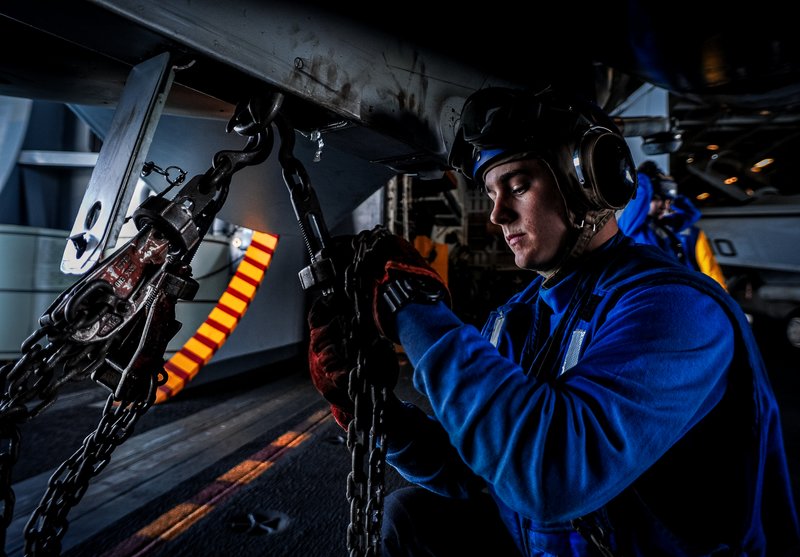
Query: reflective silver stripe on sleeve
[
  {"left": 560, "top": 329, "right": 587, "bottom": 375},
  {"left": 488, "top": 313, "right": 505, "bottom": 347}
]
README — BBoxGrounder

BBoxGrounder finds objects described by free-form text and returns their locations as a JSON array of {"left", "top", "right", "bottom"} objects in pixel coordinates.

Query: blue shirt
[{"left": 385, "top": 233, "right": 799, "bottom": 556}]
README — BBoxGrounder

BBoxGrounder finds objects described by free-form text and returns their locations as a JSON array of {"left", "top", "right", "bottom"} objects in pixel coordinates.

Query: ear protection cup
[{"left": 573, "top": 125, "right": 637, "bottom": 211}]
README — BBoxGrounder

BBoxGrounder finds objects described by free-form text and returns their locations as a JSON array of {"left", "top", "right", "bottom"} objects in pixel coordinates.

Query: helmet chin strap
[
  {"left": 541, "top": 208, "right": 614, "bottom": 288},
  {"left": 537, "top": 159, "right": 615, "bottom": 288}
]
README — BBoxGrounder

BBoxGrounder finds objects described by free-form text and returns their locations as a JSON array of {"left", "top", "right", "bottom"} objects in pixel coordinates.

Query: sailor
[{"left": 308, "top": 86, "right": 799, "bottom": 555}]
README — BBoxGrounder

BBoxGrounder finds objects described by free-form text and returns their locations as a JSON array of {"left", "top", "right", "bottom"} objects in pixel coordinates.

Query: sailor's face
[
  {"left": 649, "top": 197, "right": 668, "bottom": 217},
  {"left": 484, "top": 158, "right": 570, "bottom": 272}
]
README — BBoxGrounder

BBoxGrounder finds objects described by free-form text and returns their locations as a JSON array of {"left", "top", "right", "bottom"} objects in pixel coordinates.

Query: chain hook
[
  {"left": 226, "top": 93, "right": 284, "bottom": 137},
  {"left": 204, "top": 92, "right": 285, "bottom": 192}
]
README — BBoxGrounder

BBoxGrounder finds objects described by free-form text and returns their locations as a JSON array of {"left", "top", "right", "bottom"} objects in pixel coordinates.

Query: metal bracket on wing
[{"left": 61, "top": 51, "right": 177, "bottom": 275}]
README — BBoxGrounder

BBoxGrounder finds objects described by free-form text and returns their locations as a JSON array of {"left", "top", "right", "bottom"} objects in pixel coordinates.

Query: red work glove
[
  {"left": 306, "top": 229, "right": 447, "bottom": 428},
  {"left": 355, "top": 226, "right": 451, "bottom": 343},
  {"left": 308, "top": 292, "right": 355, "bottom": 429},
  {"left": 308, "top": 291, "right": 402, "bottom": 430}
]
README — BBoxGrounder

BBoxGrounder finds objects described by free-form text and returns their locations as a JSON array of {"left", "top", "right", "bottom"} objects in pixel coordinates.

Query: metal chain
[
  {"left": 0, "top": 244, "right": 176, "bottom": 555},
  {"left": 273, "top": 111, "right": 391, "bottom": 556},
  {"left": 140, "top": 161, "right": 187, "bottom": 187},
  {"left": 23, "top": 388, "right": 157, "bottom": 556},
  {"left": 18, "top": 276, "right": 176, "bottom": 556},
  {"left": 0, "top": 288, "right": 118, "bottom": 553},
  {"left": 343, "top": 231, "right": 393, "bottom": 557}
]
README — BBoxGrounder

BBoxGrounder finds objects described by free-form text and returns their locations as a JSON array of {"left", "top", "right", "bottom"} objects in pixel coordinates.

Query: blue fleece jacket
[{"left": 385, "top": 233, "right": 799, "bottom": 556}]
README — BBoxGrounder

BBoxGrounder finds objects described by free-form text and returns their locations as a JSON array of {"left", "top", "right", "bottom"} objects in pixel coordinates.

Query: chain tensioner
[{"left": 0, "top": 91, "right": 282, "bottom": 557}]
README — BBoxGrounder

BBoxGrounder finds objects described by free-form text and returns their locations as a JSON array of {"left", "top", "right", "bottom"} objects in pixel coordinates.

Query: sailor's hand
[
  {"left": 355, "top": 226, "right": 451, "bottom": 343},
  {"left": 307, "top": 292, "right": 401, "bottom": 430}
]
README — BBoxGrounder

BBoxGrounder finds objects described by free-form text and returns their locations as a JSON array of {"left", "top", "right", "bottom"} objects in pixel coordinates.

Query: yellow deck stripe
[{"left": 100, "top": 409, "right": 331, "bottom": 557}]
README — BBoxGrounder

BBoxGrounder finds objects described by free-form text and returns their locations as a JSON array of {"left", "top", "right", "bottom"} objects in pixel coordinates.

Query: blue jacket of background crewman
[
  {"left": 384, "top": 232, "right": 799, "bottom": 556},
  {"left": 618, "top": 172, "right": 684, "bottom": 261},
  {"left": 619, "top": 176, "right": 728, "bottom": 289},
  {"left": 661, "top": 193, "right": 716, "bottom": 271}
]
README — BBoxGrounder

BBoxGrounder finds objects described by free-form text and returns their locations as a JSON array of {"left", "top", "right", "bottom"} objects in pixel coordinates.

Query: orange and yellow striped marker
[{"left": 155, "top": 230, "right": 279, "bottom": 403}]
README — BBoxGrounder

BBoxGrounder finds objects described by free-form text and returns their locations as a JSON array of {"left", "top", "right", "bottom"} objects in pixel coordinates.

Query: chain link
[{"left": 140, "top": 161, "right": 187, "bottom": 187}]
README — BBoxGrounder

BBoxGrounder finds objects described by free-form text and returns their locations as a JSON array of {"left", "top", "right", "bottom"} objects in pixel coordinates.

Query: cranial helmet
[
  {"left": 449, "top": 87, "right": 637, "bottom": 214},
  {"left": 638, "top": 160, "right": 678, "bottom": 200}
]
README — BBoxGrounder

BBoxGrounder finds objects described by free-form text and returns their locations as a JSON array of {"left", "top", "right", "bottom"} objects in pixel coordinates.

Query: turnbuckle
[{"left": 273, "top": 113, "right": 336, "bottom": 294}]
